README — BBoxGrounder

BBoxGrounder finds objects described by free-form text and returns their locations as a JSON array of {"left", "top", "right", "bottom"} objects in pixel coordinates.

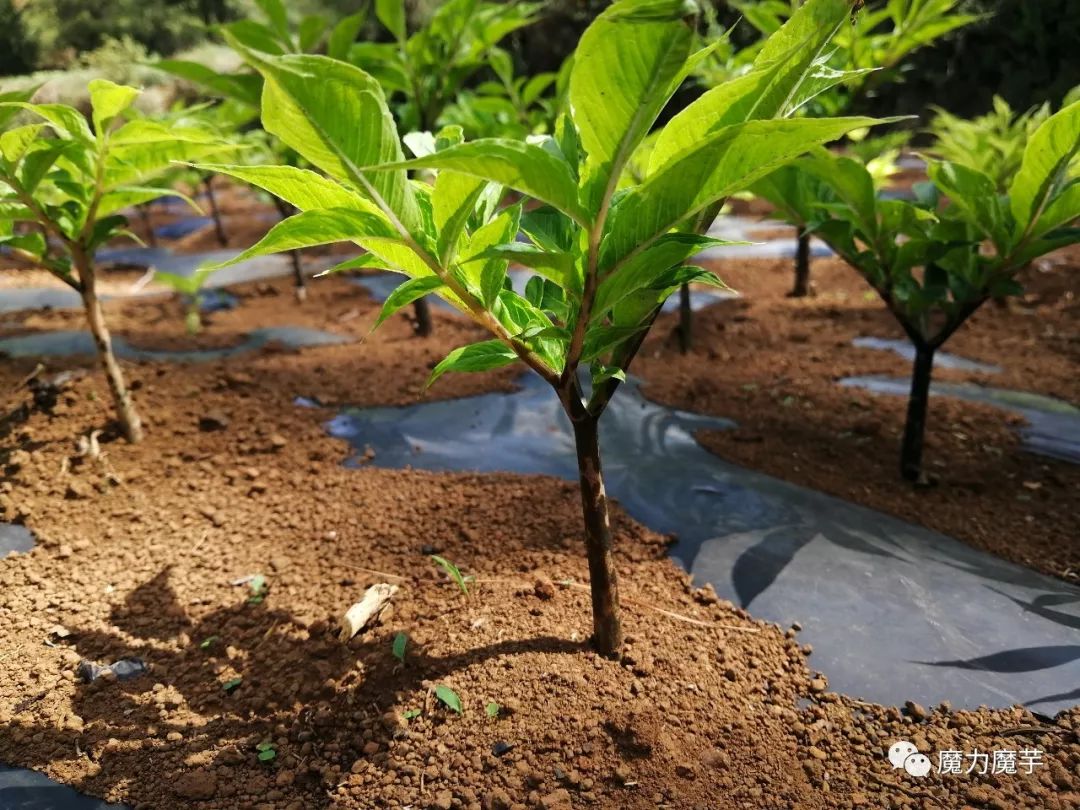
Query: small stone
[
  {"left": 675, "top": 762, "right": 696, "bottom": 779},
  {"left": 434, "top": 789, "right": 454, "bottom": 810},
  {"left": 492, "top": 741, "right": 514, "bottom": 757},
  {"left": 56, "top": 544, "right": 73, "bottom": 559},
  {"left": 850, "top": 792, "right": 868, "bottom": 806},
  {"left": 269, "top": 434, "right": 288, "bottom": 450},
  {"left": 533, "top": 574, "right": 556, "bottom": 601},
  {"left": 363, "top": 741, "right": 379, "bottom": 755},
  {"left": 482, "top": 789, "right": 512, "bottom": 810},
  {"left": 808, "top": 746, "right": 828, "bottom": 761},
  {"left": 904, "top": 700, "right": 927, "bottom": 721},
  {"left": 809, "top": 678, "right": 827, "bottom": 693},
  {"left": 166, "top": 731, "right": 183, "bottom": 742}
]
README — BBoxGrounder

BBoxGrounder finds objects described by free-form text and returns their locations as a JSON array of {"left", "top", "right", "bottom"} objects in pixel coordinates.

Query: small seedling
[
  {"left": 485, "top": 701, "right": 501, "bottom": 718},
  {"left": 222, "top": 676, "right": 243, "bottom": 693},
  {"left": 247, "top": 575, "right": 268, "bottom": 605},
  {"left": 199, "top": 635, "right": 219, "bottom": 649},
  {"left": 391, "top": 631, "right": 408, "bottom": 662},
  {"left": 256, "top": 741, "right": 277, "bottom": 762},
  {"left": 402, "top": 708, "right": 422, "bottom": 720},
  {"left": 430, "top": 555, "right": 473, "bottom": 596},
  {"left": 434, "top": 684, "right": 463, "bottom": 715}
]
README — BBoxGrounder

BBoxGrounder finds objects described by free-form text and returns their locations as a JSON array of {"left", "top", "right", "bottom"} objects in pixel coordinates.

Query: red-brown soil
[{"left": 0, "top": 190, "right": 1077, "bottom": 808}]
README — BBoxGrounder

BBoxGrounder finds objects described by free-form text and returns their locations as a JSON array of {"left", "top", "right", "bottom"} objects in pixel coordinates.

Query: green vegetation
[
  {"left": 197, "top": 0, "right": 886, "bottom": 653},
  {"left": 0, "top": 81, "right": 226, "bottom": 441},
  {"left": 758, "top": 100, "right": 1080, "bottom": 480}
]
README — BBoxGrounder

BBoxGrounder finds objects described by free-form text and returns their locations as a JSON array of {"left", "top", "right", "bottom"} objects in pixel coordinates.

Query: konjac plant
[
  {"left": 199, "top": 0, "right": 883, "bottom": 653},
  {"left": 700, "top": 0, "right": 981, "bottom": 303},
  {"left": 760, "top": 99, "right": 1080, "bottom": 482},
  {"left": 0, "top": 81, "right": 226, "bottom": 442}
]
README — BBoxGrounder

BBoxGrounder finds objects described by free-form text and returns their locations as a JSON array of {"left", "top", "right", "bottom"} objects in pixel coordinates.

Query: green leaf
[
  {"left": 88, "top": 79, "right": 139, "bottom": 135},
  {"left": 153, "top": 60, "right": 263, "bottom": 107},
  {"left": 205, "top": 208, "right": 398, "bottom": 270},
  {"left": 1034, "top": 179, "right": 1080, "bottom": 238},
  {"left": 392, "top": 631, "right": 408, "bottom": 662},
  {"left": 193, "top": 163, "right": 382, "bottom": 217},
  {"left": 485, "top": 701, "right": 500, "bottom": 718},
  {"left": 569, "top": 0, "right": 694, "bottom": 212},
  {"left": 403, "top": 708, "right": 422, "bottom": 720},
  {"left": 222, "top": 676, "right": 243, "bottom": 692},
  {"left": 1009, "top": 100, "right": 1080, "bottom": 236},
  {"left": 97, "top": 186, "right": 200, "bottom": 219},
  {"left": 373, "top": 276, "right": 446, "bottom": 329},
  {"left": 604, "top": 116, "right": 886, "bottom": 271},
  {"left": 0, "top": 124, "right": 44, "bottom": 163},
  {"left": 802, "top": 152, "right": 878, "bottom": 239},
  {"left": 255, "top": 0, "right": 291, "bottom": 40},
  {"left": 433, "top": 170, "right": 487, "bottom": 263},
  {"left": 257, "top": 748, "right": 277, "bottom": 762},
  {"left": 926, "top": 160, "right": 1007, "bottom": 247},
  {"left": 313, "top": 253, "right": 388, "bottom": 278},
  {"left": 376, "top": 0, "right": 407, "bottom": 42},
  {"left": 459, "top": 205, "right": 520, "bottom": 307},
  {"left": 470, "top": 243, "right": 578, "bottom": 294},
  {"left": 595, "top": 233, "right": 737, "bottom": 315},
  {"left": 649, "top": 0, "right": 854, "bottom": 173},
  {"left": 0, "top": 102, "right": 94, "bottom": 142},
  {"left": 232, "top": 47, "right": 422, "bottom": 236},
  {"left": 377, "top": 140, "right": 589, "bottom": 227},
  {"left": 430, "top": 554, "right": 471, "bottom": 594},
  {"left": 329, "top": 11, "right": 368, "bottom": 60},
  {"left": 434, "top": 684, "right": 463, "bottom": 715},
  {"left": 427, "top": 340, "right": 518, "bottom": 388}
]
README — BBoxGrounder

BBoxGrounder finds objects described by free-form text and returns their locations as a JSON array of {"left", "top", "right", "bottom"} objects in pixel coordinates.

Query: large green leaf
[
  {"left": 206, "top": 208, "right": 399, "bottom": 269},
  {"left": 378, "top": 140, "right": 589, "bottom": 226},
  {"left": 568, "top": 0, "right": 695, "bottom": 213},
  {"left": 230, "top": 45, "right": 422, "bottom": 236},
  {"left": 1009, "top": 101, "right": 1080, "bottom": 235},
  {"left": 648, "top": 0, "right": 853, "bottom": 174},
  {"left": 604, "top": 116, "right": 884, "bottom": 270},
  {"left": 193, "top": 163, "right": 383, "bottom": 217},
  {"left": 428, "top": 339, "right": 519, "bottom": 387}
]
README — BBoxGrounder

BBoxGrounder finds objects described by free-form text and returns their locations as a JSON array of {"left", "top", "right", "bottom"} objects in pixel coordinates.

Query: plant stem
[
  {"left": 73, "top": 247, "right": 143, "bottom": 443},
  {"left": 900, "top": 342, "right": 934, "bottom": 482},
  {"left": 790, "top": 226, "right": 811, "bottom": 297},
  {"left": 413, "top": 298, "right": 433, "bottom": 336},
  {"left": 203, "top": 175, "right": 228, "bottom": 247},
  {"left": 677, "top": 283, "right": 692, "bottom": 354},
  {"left": 568, "top": 408, "right": 623, "bottom": 655},
  {"left": 137, "top": 203, "right": 157, "bottom": 247},
  {"left": 271, "top": 196, "right": 307, "bottom": 301}
]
